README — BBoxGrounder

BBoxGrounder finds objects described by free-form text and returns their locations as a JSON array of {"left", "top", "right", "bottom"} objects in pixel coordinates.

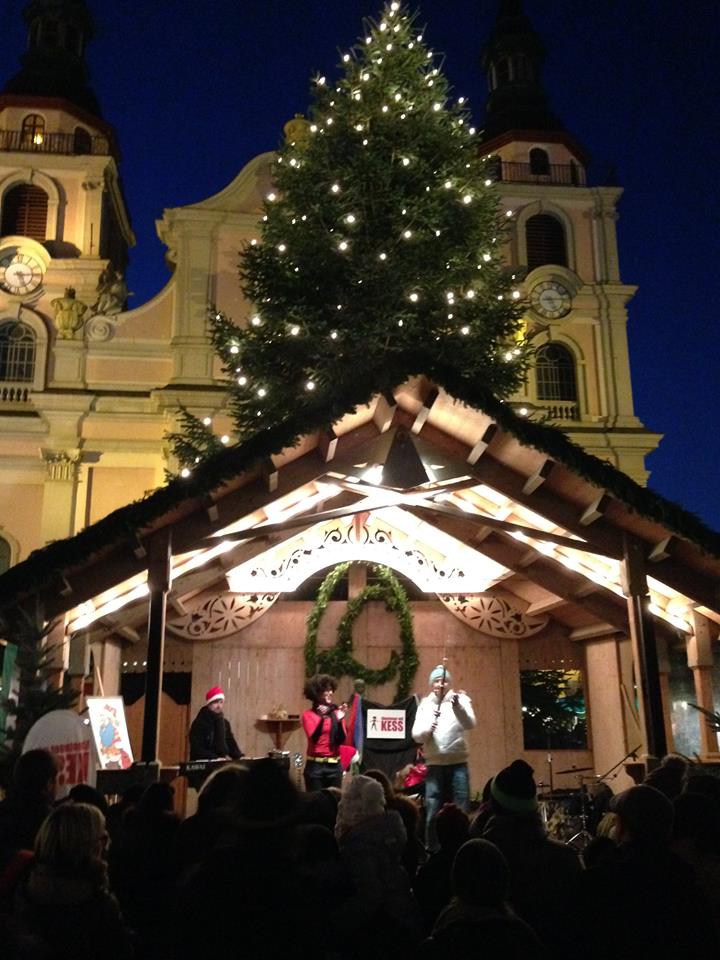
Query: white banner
[
  {"left": 23, "top": 709, "right": 95, "bottom": 799},
  {"left": 366, "top": 708, "right": 406, "bottom": 739}
]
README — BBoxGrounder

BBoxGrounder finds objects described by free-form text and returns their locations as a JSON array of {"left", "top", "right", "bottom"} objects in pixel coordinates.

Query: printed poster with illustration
[{"left": 87, "top": 696, "right": 134, "bottom": 770}]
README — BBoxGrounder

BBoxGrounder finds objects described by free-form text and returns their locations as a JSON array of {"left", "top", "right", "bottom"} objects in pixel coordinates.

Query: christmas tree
[{"left": 171, "top": 2, "right": 527, "bottom": 468}]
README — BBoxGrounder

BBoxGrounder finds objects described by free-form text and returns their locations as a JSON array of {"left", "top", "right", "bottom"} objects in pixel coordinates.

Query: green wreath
[{"left": 304, "top": 561, "right": 418, "bottom": 701}]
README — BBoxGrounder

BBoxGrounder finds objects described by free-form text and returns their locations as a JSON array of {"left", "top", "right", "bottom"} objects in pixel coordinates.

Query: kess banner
[{"left": 366, "top": 709, "right": 406, "bottom": 739}]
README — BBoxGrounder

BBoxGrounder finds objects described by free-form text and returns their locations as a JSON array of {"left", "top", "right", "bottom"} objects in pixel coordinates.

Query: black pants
[{"left": 304, "top": 758, "right": 342, "bottom": 791}]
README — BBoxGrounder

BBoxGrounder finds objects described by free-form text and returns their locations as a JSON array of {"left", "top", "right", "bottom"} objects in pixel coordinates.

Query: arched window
[
  {"left": 40, "top": 19, "right": 60, "bottom": 48},
  {"left": 496, "top": 58, "right": 511, "bottom": 84},
  {"left": 73, "top": 127, "right": 92, "bottom": 155},
  {"left": 21, "top": 114, "right": 45, "bottom": 149},
  {"left": 0, "top": 537, "right": 10, "bottom": 574},
  {"left": 0, "top": 321, "right": 36, "bottom": 382},
  {"left": 526, "top": 213, "right": 567, "bottom": 270},
  {"left": 514, "top": 55, "right": 534, "bottom": 82},
  {"left": 536, "top": 343, "right": 577, "bottom": 402},
  {"left": 1, "top": 184, "right": 49, "bottom": 241},
  {"left": 529, "top": 148, "right": 550, "bottom": 176}
]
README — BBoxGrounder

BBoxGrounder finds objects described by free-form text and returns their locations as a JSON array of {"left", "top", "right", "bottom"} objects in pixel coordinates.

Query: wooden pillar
[
  {"left": 655, "top": 633, "right": 675, "bottom": 754},
  {"left": 621, "top": 535, "right": 666, "bottom": 760},
  {"left": 141, "top": 530, "right": 172, "bottom": 763},
  {"left": 688, "top": 611, "right": 719, "bottom": 756}
]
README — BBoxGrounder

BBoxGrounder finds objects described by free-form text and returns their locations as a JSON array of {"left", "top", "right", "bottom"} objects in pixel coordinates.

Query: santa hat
[
  {"left": 205, "top": 686, "right": 225, "bottom": 705},
  {"left": 490, "top": 759, "right": 538, "bottom": 814},
  {"left": 429, "top": 664, "right": 452, "bottom": 685}
]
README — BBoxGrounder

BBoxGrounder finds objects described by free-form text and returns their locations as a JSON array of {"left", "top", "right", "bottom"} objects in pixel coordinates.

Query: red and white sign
[
  {"left": 367, "top": 708, "right": 406, "bottom": 739},
  {"left": 23, "top": 709, "right": 95, "bottom": 799}
]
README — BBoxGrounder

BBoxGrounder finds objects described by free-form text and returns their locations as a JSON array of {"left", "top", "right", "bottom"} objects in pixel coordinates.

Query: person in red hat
[{"left": 189, "top": 686, "right": 243, "bottom": 764}]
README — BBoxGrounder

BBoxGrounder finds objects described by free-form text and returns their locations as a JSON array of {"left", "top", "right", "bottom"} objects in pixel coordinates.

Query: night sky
[{"left": 2, "top": 2, "right": 718, "bottom": 528}]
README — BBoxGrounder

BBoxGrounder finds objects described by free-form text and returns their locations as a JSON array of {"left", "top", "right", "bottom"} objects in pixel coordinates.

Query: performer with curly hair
[{"left": 302, "top": 673, "right": 347, "bottom": 792}]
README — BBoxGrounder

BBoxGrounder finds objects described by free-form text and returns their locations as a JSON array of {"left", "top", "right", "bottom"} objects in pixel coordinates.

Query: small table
[{"left": 255, "top": 714, "right": 301, "bottom": 751}]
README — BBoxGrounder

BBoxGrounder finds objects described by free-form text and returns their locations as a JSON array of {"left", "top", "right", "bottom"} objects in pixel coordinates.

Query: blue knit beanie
[{"left": 429, "top": 664, "right": 452, "bottom": 685}]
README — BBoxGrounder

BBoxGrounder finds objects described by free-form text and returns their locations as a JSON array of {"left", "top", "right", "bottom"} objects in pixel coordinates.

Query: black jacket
[{"left": 189, "top": 706, "right": 243, "bottom": 760}]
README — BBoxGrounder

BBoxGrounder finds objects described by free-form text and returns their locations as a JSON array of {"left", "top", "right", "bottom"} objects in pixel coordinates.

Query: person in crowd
[
  {"left": 643, "top": 753, "right": 689, "bottom": 800},
  {"left": 108, "top": 782, "right": 180, "bottom": 957},
  {"left": 334, "top": 774, "right": 423, "bottom": 951},
  {"left": 12, "top": 802, "right": 133, "bottom": 960},
  {"left": 412, "top": 664, "right": 475, "bottom": 851},
  {"left": 364, "top": 767, "right": 423, "bottom": 877},
  {"left": 421, "top": 838, "right": 545, "bottom": 958},
  {"left": 302, "top": 673, "right": 347, "bottom": 791},
  {"left": 0, "top": 750, "right": 58, "bottom": 871},
  {"left": 670, "top": 790, "right": 720, "bottom": 938},
  {"left": 172, "top": 761, "right": 250, "bottom": 877},
  {"left": 470, "top": 758, "right": 581, "bottom": 951},
  {"left": 414, "top": 802, "right": 470, "bottom": 933},
  {"left": 573, "top": 784, "right": 720, "bottom": 958},
  {"left": 188, "top": 685, "right": 243, "bottom": 763},
  {"left": 67, "top": 783, "right": 109, "bottom": 817}
]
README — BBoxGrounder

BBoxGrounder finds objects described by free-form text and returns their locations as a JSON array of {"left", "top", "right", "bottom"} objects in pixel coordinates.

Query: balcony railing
[
  {"left": 0, "top": 129, "right": 111, "bottom": 156},
  {"left": 497, "top": 161, "right": 587, "bottom": 187},
  {"left": 537, "top": 400, "right": 580, "bottom": 421},
  {"left": 0, "top": 382, "right": 32, "bottom": 406}
]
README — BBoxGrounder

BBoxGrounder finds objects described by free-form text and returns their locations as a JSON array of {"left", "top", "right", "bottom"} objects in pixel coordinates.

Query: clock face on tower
[
  {"left": 530, "top": 280, "right": 572, "bottom": 319},
  {"left": 0, "top": 251, "right": 44, "bottom": 297}
]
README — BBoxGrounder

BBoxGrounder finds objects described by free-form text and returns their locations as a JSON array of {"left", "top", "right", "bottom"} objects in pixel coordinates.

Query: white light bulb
[
  {"left": 345, "top": 213, "right": 356, "bottom": 224},
  {"left": 362, "top": 72, "right": 370, "bottom": 81},
  {"left": 386, "top": 43, "right": 393, "bottom": 51},
  {"left": 398, "top": 319, "right": 404, "bottom": 326},
  {"left": 366, "top": 36, "right": 372, "bottom": 44},
  {"left": 418, "top": 34, "right": 423, "bottom": 42},
  {"left": 317, "top": 75, "right": 326, "bottom": 85},
  {"left": 427, "top": 79, "right": 434, "bottom": 87},
  {"left": 403, "top": 229, "right": 412, "bottom": 239},
  {"left": 435, "top": 229, "right": 441, "bottom": 236},
  {"left": 310, "top": 124, "right": 317, "bottom": 133},
  {"left": 250, "top": 239, "right": 257, "bottom": 245},
  {"left": 220, "top": 435, "right": 229, "bottom": 444},
  {"left": 251, "top": 315, "right": 262, "bottom": 326},
  {"left": 238, "top": 376, "right": 247, "bottom": 385},
  {"left": 336, "top": 304, "right": 343, "bottom": 310},
  {"left": 331, "top": 183, "right": 341, "bottom": 193},
  {"left": 326, "top": 117, "right": 334, "bottom": 125},
  {"left": 257, "top": 387, "right": 267, "bottom": 397},
  {"left": 483, "top": 253, "right": 491, "bottom": 262},
  {"left": 504, "top": 351, "right": 513, "bottom": 361},
  {"left": 379, "top": 252, "right": 387, "bottom": 260},
  {"left": 394, "top": 92, "right": 402, "bottom": 101},
  {"left": 380, "top": 21, "right": 388, "bottom": 31},
  {"left": 382, "top": 105, "right": 389, "bottom": 112},
  {"left": 466, "top": 289, "right": 475, "bottom": 299},
  {"left": 458, "top": 96, "right": 465, "bottom": 105},
  {"left": 180, "top": 468, "right": 190, "bottom": 478},
  {"left": 305, "top": 380, "right": 316, "bottom": 391},
  {"left": 497, "top": 295, "right": 504, "bottom": 300},
  {"left": 266, "top": 192, "right": 276, "bottom": 202},
  {"left": 355, "top": 123, "right": 364, "bottom": 131},
  {"left": 469, "top": 127, "right": 476, "bottom": 134},
  {"left": 362, "top": 138, "right": 369, "bottom": 145},
  {"left": 277, "top": 243, "right": 286, "bottom": 252},
  {"left": 330, "top": 330, "right": 338, "bottom": 339},
  {"left": 400, "top": 113, "right": 406, "bottom": 119},
  {"left": 402, "top": 157, "right": 410, "bottom": 166},
  {"left": 512, "top": 291, "right": 521, "bottom": 300},
  {"left": 202, "top": 416, "right": 212, "bottom": 426},
  {"left": 463, "top": 194, "right": 472, "bottom": 204},
  {"left": 343, "top": 53, "right": 350, "bottom": 62},
  {"left": 460, "top": 326, "right": 470, "bottom": 335},
  {"left": 444, "top": 180, "right": 452, "bottom": 189},
  {"left": 484, "top": 179, "right": 492, "bottom": 186},
  {"left": 409, "top": 292, "right": 419, "bottom": 302},
  {"left": 433, "top": 103, "right": 441, "bottom": 112},
  {"left": 338, "top": 241, "right": 349, "bottom": 251},
  {"left": 290, "top": 325, "right": 300, "bottom": 335}
]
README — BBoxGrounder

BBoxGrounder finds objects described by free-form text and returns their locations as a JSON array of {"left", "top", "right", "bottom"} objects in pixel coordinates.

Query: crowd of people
[{"left": 0, "top": 743, "right": 719, "bottom": 959}]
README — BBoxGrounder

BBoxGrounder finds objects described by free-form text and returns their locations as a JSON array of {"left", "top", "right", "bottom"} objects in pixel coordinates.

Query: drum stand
[{"left": 566, "top": 774, "right": 594, "bottom": 851}]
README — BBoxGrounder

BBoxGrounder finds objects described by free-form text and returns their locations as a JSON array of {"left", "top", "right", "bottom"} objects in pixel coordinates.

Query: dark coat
[{"left": 188, "top": 706, "right": 242, "bottom": 760}]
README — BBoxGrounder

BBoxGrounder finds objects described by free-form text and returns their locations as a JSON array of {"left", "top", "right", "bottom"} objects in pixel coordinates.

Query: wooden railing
[{"left": 0, "top": 129, "right": 110, "bottom": 156}]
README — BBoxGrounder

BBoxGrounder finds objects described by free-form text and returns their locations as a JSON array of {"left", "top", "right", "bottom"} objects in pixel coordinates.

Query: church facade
[{"left": 0, "top": 0, "right": 659, "bottom": 573}]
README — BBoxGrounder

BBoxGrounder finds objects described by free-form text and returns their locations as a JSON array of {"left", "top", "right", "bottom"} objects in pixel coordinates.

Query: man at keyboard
[{"left": 189, "top": 686, "right": 243, "bottom": 762}]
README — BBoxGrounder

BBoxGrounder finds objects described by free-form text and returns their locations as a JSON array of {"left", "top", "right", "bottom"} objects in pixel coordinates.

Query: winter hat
[
  {"left": 429, "top": 664, "right": 452, "bottom": 685},
  {"left": 490, "top": 759, "right": 538, "bottom": 814},
  {"left": 336, "top": 775, "right": 385, "bottom": 832},
  {"left": 205, "top": 685, "right": 225, "bottom": 705},
  {"left": 610, "top": 785, "right": 674, "bottom": 845},
  {"left": 452, "top": 839, "right": 510, "bottom": 906}
]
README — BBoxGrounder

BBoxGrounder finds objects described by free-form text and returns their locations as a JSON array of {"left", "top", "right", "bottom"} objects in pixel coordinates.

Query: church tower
[
  {"left": 481, "top": 0, "right": 659, "bottom": 483},
  {"left": 0, "top": 0, "right": 134, "bottom": 389}
]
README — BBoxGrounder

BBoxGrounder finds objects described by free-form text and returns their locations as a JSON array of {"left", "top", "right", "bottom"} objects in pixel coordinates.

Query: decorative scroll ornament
[
  {"left": 167, "top": 592, "right": 278, "bottom": 640},
  {"left": 438, "top": 594, "right": 549, "bottom": 638}
]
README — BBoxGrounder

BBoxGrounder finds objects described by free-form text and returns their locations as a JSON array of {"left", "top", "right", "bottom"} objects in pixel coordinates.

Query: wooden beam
[
  {"left": 141, "top": 529, "right": 171, "bottom": 764},
  {"left": 522, "top": 459, "right": 554, "bottom": 495},
  {"left": 317, "top": 427, "right": 339, "bottom": 462},
  {"left": 569, "top": 622, "right": 619, "bottom": 641},
  {"left": 373, "top": 393, "right": 396, "bottom": 432},
  {"left": 412, "top": 387, "right": 439, "bottom": 435},
  {"left": 579, "top": 493, "right": 611, "bottom": 526},
  {"left": 467, "top": 424, "right": 497, "bottom": 465}
]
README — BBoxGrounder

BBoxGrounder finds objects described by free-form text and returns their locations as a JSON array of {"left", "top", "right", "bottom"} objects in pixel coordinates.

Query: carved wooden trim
[
  {"left": 438, "top": 593, "right": 549, "bottom": 638},
  {"left": 167, "top": 592, "right": 279, "bottom": 640}
]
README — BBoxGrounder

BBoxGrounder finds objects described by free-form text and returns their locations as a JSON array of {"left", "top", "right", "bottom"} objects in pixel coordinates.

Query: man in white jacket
[{"left": 412, "top": 664, "right": 476, "bottom": 851}]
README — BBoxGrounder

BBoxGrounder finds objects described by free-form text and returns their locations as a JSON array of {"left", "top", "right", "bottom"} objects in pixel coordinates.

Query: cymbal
[{"left": 556, "top": 766, "right": 593, "bottom": 774}]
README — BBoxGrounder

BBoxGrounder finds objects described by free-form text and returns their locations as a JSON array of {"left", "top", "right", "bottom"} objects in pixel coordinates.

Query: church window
[
  {"left": 526, "top": 213, "right": 567, "bottom": 270},
  {"left": 73, "top": 127, "right": 92, "bottom": 155},
  {"left": 536, "top": 343, "right": 577, "bottom": 402},
  {"left": 1, "top": 184, "right": 49, "bottom": 241},
  {"left": 496, "top": 58, "right": 511, "bottom": 84},
  {"left": 21, "top": 114, "right": 45, "bottom": 149},
  {"left": 0, "top": 321, "right": 36, "bottom": 383},
  {"left": 514, "top": 55, "right": 534, "bottom": 81},
  {"left": 0, "top": 537, "right": 10, "bottom": 574},
  {"left": 40, "top": 19, "right": 59, "bottom": 49},
  {"left": 529, "top": 148, "right": 550, "bottom": 176}
]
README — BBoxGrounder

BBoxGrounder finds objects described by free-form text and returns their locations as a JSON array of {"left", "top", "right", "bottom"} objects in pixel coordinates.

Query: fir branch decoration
[{"left": 305, "top": 561, "right": 418, "bottom": 700}]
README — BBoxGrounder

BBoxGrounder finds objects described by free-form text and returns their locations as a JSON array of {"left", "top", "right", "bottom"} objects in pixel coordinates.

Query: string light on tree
[{"left": 171, "top": 2, "right": 527, "bottom": 464}]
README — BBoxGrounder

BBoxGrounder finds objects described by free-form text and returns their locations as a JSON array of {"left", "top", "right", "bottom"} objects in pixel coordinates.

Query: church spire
[
  {"left": 3, "top": 0, "right": 101, "bottom": 118},
  {"left": 480, "top": 0, "right": 564, "bottom": 141}
]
